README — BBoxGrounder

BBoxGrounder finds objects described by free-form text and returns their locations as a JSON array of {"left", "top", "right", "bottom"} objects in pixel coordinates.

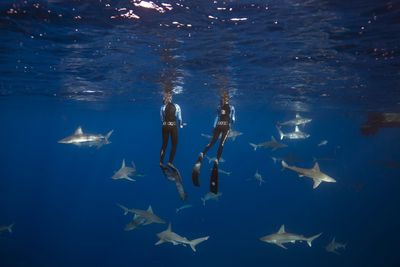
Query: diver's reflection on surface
[{"left": 361, "top": 112, "right": 400, "bottom": 135}]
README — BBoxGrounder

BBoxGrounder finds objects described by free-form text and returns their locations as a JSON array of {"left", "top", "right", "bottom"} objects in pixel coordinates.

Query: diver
[
  {"left": 192, "top": 92, "right": 235, "bottom": 193},
  {"left": 160, "top": 92, "right": 183, "bottom": 170}
]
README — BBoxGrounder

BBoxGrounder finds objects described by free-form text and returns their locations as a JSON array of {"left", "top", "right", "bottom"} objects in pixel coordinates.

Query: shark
[
  {"left": 201, "top": 130, "right": 243, "bottom": 142},
  {"left": 206, "top": 156, "right": 225, "bottom": 164},
  {"left": 58, "top": 126, "right": 113, "bottom": 147},
  {"left": 117, "top": 204, "right": 165, "bottom": 225},
  {"left": 278, "top": 114, "right": 312, "bottom": 126},
  {"left": 218, "top": 168, "right": 231, "bottom": 176},
  {"left": 112, "top": 159, "right": 136, "bottom": 182},
  {"left": 124, "top": 214, "right": 147, "bottom": 231},
  {"left": 277, "top": 125, "right": 310, "bottom": 140},
  {"left": 155, "top": 223, "right": 209, "bottom": 252},
  {"left": 201, "top": 192, "right": 222, "bottom": 206},
  {"left": 247, "top": 170, "right": 266, "bottom": 186},
  {"left": 249, "top": 136, "right": 287, "bottom": 151},
  {"left": 176, "top": 204, "right": 193, "bottom": 213},
  {"left": 0, "top": 224, "right": 14, "bottom": 234},
  {"left": 260, "top": 225, "right": 322, "bottom": 249},
  {"left": 281, "top": 160, "right": 336, "bottom": 189},
  {"left": 325, "top": 237, "right": 346, "bottom": 254}
]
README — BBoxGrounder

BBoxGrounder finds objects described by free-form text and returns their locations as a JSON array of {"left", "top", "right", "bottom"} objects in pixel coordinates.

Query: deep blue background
[{"left": 0, "top": 0, "right": 399, "bottom": 266}]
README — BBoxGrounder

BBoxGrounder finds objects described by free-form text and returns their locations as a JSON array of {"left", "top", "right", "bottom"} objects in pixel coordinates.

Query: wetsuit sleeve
[
  {"left": 175, "top": 104, "right": 183, "bottom": 127},
  {"left": 160, "top": 105, "right": 165, "bottom": 122},
  {"left": 231, "top": 105, "right": 236, "bottom": 124}
]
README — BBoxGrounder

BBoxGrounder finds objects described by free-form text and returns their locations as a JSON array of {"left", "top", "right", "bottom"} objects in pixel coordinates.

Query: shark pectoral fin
[
  {"left": 155, "top": 239, "right": 165, "bottom": 246},
  {"left": 276, "top": 243, "right": 287, "bottom": 249},
  {"left": 143, "top": 221, "right": 153, "bottom": 225},
  {"left": 125, "top": 177, "right": 136, "bottom": 182},
  {"left": 171, "top": 241, "right": 179, "bottom": 245},
  {"left": 313, "top": 179, "right": 322, "bottom": 189},
  {"left": 298, "top": 174, "right": 304, "bottom": 177}
]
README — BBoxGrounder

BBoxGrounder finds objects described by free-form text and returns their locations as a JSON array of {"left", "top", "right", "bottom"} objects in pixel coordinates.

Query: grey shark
[
  {"left": 0, "top": 223, "right": 14, "bottom": 234},
  {"left": 281, "top": 160, "right": 336, "bottom": 189},
  {"left": 218, "top": 168, "right": 231, "bottom": 176},
  {"left": 112, "top": 159, "right": 136, "bottom": 182},
  {"left": 124, "top": 214, "right": 147, "bottom": 231},
  {"left": 326, "top": 237, "right": 346, "bottom": 254},
  {"left": 155, "top": 223, "right": 209, "bottom": 252},
  {"left": 260, "top": 225, "right": 322, "bottom": 249},
  {"left": 277, "top": 125, "right": 310, "bottom": 140},
  {"left": 278, "top": 114, "right": 312, "bottom": 126},
  {"left": 249, "top": 136, "right": 287, "bottom": 151},
  {"left": 58, "top": 127, "right": 113, "bottom": 147},
  {"left": 206, "top": 156, "right": 225, "bottom": 164},
  {"left": 117, "top": 204, "right": 165, "bottom": 225},
  {"left": 247, "top": 170, "right": 266, "bottom": 186},
  {"left": 201, "top": 130, "right": 243, "bottom": 142},
  {"left": 176, "top": 204, "right": 193, "bottom": 214},
  {"left": 201, "top": 192, "right": 222, "bottom": 206}
]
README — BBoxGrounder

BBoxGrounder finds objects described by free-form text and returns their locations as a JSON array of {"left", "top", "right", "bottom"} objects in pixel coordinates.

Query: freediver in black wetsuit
[
  {"left": 192, "top": 92, "right": 236, "bottom": 193},
  {"left": 160, "top": 92, "right": 183, "bottom": 169}
]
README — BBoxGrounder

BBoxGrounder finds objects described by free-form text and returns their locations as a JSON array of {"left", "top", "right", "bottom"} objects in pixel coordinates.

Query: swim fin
[
  {"left": 210, "top": 162, "right": 219, "bottom": 193},
  {"left": 192, "top": 155, "right": 203, "bottom": 187}
]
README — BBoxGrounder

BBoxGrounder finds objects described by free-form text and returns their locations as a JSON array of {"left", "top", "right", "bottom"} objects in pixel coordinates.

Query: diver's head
[{"left": 163, "top": 92, "right": 172, "bottom": 104}]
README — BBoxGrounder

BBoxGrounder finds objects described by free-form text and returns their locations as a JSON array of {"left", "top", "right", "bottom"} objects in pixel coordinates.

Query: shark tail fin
[
  {"left": 307, "top": 233, "right": 322, "bottom": 247},
  {"left": 249, "top": 143, "right": 258, "bottom": 151},
  {"left": 281, "top": 160, "right": 289, "bottom": 169},
  {"left": 189, "top": 236, "right": 209, "bottom": 252},
  {"left": 116, "top": 203, "right": 129, "bottom": 215},
  {"left": 7, "top": 223, "right": 14, "bottom": 233},
  {"left": 105, "top": 130, "right": 114, "bottom": 143},
  {"left": 276, "top": 126, "right": 284, "bottom": 140}
]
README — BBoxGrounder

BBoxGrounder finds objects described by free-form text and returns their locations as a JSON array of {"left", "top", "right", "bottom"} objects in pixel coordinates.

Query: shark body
[
  {"left": 155, "top": 223, "right": 209, "bottom": 252},
  {"left": 278, "top": 114, "right": 312, "bottom": 126},
  {"left": 58, "top": 127, "right": 113, "bottom": 147},
  {"left": 112, "top": 159, "right": 136, "bottom": 182},
  {"left": 201, "top": 192, "right": 222, "bottom": 206},
  {"left": 260, "top": 225, "right": 322, "bottom": 249},
  {"left": 0, "top": 224, "right": 14, "bottom": 234},
  {"left": 277, "top": 126, "right": 310, "bottom": 140},
  {"left": 117, "top": 204, "right": 165, "bottom": 225},
  {"left": 249, "top": 136, "right": 287, "bottom": 151},
  {"left": 281, "top": 160, "right": 336, "bottom": 189},
  {"left": 326, "top": 238, "right": 346, "bottom": 254}
]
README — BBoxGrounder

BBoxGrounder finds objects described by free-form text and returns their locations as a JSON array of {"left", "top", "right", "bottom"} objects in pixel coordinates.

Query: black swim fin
[
  {"left": 210, "top": 162, "right": 219, "bottom": 194},
  {"left": 192, "top": 155, "right": 203, "bottom": 187}
]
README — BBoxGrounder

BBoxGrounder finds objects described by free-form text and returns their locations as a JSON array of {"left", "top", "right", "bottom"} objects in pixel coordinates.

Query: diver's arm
[
  {"left": 175, "top": 104, "right": 183, "bottom": 128},
  {"left": 231, "top": 105, "right": 236, "bottom": 124},
  {"left": 160, "top": 105, "right": 165, "bottom": 122}
]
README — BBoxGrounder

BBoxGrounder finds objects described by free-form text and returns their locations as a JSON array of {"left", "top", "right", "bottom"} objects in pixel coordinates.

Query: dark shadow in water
[{"left": 361, "top": 112, "right": 400, "bottom": 135}]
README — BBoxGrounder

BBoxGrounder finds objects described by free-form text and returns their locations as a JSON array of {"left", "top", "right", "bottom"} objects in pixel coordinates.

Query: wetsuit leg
[
  {"left": 202, "top": 127, "right": 221, "bottom": 156},
  {"left": 168, "top": 126, "right": 178, "bottom": 165},
  {"left": 210, "top": 127, "right": 229, "bottom": 194},
  {"left": 160, "top": 126, "right": 169, "bottom": 164}
]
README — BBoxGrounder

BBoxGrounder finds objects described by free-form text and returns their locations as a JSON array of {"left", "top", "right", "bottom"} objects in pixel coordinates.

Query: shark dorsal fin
[
  {"left": 122, "top": 159, "right": 126, "bottom": 168},
  {"left": 295, "top": 126, "right": 300, "bottom": 132},
  {"left": 147, "top": 205, "right": 153, "bottom": 213},
  {"left": 296, "top": 113, "right": 301, "bottom": 118},
  {"left": 313, "top": 162, "right": 320, "bottom": 172},
  {"left": 74, "top": 127, "right": 83, "bottom": 135},
  {"left": 167, "top": 223, "right": 172, "bottom": 232},
  {"left": 278, "top": 225, "right": 285, "bottom": 234}
]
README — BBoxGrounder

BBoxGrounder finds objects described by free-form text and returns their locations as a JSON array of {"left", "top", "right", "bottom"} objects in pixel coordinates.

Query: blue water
[{"left": 1, "top": 1, "right": 400, "bottom": 267}]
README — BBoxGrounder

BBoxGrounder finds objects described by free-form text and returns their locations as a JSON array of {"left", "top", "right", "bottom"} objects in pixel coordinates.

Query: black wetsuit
[{"left": 160, "top": 102, "right": 180, "bottom": 165}]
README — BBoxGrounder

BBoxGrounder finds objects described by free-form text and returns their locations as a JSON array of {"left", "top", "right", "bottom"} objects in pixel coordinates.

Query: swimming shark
[
  {"left": 112, "top": 159, "right": 136, "bottom": 182},
  {"left": 278, "top": 114, "right": 312, "bottom": 126},
  {"left": 201, "top": 130, "right": 243, "bottom": 142},
  {"left": 206, "top": 156, "right": 225, "bottom": 164},
  {"left": 247, "top": 170, "right": 266, "bottom": 186},
  {"left": 201, "top": 192, "right": 222, "bottom": 206},
  {"left": 281, "top": 160, "right": 336, "bottom": 189},
  {"left": 58, "top": 127, "right": 113, "bottom": 147},
  {"left": 277, "top": 126, "right": 310, "bottom": 140},
  {"left": 325, "top": 237, "right": 346, "bottom": 254},
  {"left": 218, "top": 168, "right": 231, "bottom": 176},
  {"left": 155, "top": 223, "right": 209, "bottom": 252},
  {"left": 124, "top": 214, "right": 147, "bottom": 231},
  {"left": 117, "top": 204, "right": 165, "bottom": 225},
  {"left": 249, "top": 136, "right": 287, "bottom": 151},
  {"left": 260, "top": 225, "right": 322, "bottom": 249},
  {"left": 176, "top": 204, "right": 193, "bottom": 214},
  {"left": 0, "top": 224, "right": 14, "bottom": 234}
]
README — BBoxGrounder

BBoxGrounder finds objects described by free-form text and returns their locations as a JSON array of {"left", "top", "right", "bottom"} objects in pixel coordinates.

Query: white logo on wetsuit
[{"left": 221, "top": 110, "right": 226, "bottom": 115}]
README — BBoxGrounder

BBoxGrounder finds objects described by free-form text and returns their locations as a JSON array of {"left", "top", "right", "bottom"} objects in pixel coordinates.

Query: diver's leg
[
  {"left": 160, "top": 126, "right": 169, "bottom": 165},
  {"left": 192, "top": 127, "right": 220, "bottom": 187},
  {"left": 210, "top": 128, "right": 229, "bottom": 193},
  {"left": 168, "top": 126, "right": 178, "bottom": 169}
]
